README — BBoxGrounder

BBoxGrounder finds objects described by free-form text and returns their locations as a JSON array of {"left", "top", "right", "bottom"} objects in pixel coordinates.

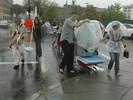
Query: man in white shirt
[{"left": 9, "top": 18, "right": 26, "bottom": 69}]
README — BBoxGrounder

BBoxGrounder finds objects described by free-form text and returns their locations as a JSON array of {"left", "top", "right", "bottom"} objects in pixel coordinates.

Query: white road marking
[
  {"left": 0, "top": 61, "right": 38, "bottom": 65},
  {"left": 120, "top": 57, "right": 133, "bottom": 62}
]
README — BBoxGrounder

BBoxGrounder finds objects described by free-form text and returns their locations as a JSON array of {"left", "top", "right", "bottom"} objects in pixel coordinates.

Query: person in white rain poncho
[{"left": 100, "top": 21, "right": 127, "bottom": 76}]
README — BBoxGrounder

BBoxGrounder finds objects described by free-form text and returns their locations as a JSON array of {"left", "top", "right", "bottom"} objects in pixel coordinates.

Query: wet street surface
[
  {"left": 1, "top": 28, "right": 133, "bottom": 100},
  {"left": 0, "top": 29, "right": 82, "bottom": 100}
]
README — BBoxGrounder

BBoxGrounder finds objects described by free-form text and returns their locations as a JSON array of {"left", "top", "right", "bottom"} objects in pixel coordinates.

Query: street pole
[{"left": 28, "top": 0, "right": 30, "bottom": 18}]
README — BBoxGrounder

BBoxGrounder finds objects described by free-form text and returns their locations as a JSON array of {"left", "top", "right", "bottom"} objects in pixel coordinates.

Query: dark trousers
[
  {"left": 59, "top": 40, "right": 74, "bottom": 72},
  {"left": 34, "top": 36, "right": 42, "bottom": 57},
  {"left": 108, "top": 52, "right": 120, "bottom": 73}
]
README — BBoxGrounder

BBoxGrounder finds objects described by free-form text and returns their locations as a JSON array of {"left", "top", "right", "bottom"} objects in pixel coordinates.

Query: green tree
[
  {"left": 32, "top": 0, "right": 44, "bottom": 17},
  {"left": 99, "top": 2, "right": 126, "bottom": 21},
  {"left": 83, "top": 5, "right": 99, "bottom": 20},
  {"left": 107, "top": 2, "right": 125, "bottom": 20},
  {"left": 41, "top": 1, "right": 58, "bottom": 21},
  {"left": 24, "top": 0, "right": 58, "bottom": 20},
  {"left": 24, "top": 0, "right": 43, "bottom": 17},
  {"left": 10, "top": 4, "right": 25, "bottom": 17},
  {"left": 99, "top": 10, "right": 108, "bottom": 20}
]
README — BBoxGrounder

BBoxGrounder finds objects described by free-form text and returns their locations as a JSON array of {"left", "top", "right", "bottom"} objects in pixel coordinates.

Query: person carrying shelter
[{"left": 59, "top": 11, "right": 89, "bottom": 75}]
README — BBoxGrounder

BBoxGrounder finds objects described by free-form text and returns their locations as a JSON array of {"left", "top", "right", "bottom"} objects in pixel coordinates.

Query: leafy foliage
[
  {"left": 83, "top": 5, "right": 98, "bottom": 20},
  {"left": 104, "top": 2, "right": 125, "bottom": 20},
  {"left": 10, "top": 4, "right": 25, "bottom": 17},
  {"left": 11, "top": 1, "right": 126, "bottom": 21},
  {"left": 41, "top": 1, "right": 58, "bottom": 20}
]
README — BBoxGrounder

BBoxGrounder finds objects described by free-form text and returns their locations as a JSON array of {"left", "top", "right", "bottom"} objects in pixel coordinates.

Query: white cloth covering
[
  {"left": 75, "top": 20, "right": 103, "bottom": 56},
  {"left": 106, "top": 21, "right": 127, "bottom": 53}
]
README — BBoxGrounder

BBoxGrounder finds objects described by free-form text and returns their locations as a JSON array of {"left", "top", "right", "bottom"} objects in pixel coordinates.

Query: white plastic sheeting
[
  {"left": 106, "top": 21, "right": 127, "bottom": 53},
  {"left": 75, "top": 20, "right": 103, "bottom": 56}
]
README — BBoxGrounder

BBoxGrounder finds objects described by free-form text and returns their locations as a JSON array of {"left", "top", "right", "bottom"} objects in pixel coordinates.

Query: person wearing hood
[{"left": 100, "top": 21, "right": 127, "bottom": 76}]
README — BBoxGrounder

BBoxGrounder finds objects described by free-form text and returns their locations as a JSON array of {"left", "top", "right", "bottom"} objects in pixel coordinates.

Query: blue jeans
[{"left": 108, "top": 52, "right": 120, "bottom": 73}]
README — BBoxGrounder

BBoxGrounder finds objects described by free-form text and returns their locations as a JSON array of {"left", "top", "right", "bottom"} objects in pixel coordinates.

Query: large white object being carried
[{"left": 75, "top": 20, "right": 103, "bottom": 56}]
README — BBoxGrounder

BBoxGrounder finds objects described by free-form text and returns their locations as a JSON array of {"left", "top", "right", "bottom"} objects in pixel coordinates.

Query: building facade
[
  {"left": 123, "top": 4, "right": 133, "bottom": 20},
  {"left": 0, "top": 0, "right": 13, "bottom": 20}
]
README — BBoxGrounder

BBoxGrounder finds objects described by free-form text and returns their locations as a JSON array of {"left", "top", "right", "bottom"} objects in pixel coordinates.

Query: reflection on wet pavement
[
  {"left": 11, "top": 64, "right": 26, "bottom": 100},
  {"left": 27, "top": 63, "right": 34, "bottom": 71},
  {"left": 34, "top": 61, "right": 45, "bottom": 82},
  {"left": 1, "top": 30, "right": 133, "bottom": 100}
]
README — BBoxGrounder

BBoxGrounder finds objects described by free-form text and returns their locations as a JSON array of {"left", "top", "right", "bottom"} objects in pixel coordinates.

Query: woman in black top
[{"left": 33, "top": 17, "right": 42, "bottom": 58}]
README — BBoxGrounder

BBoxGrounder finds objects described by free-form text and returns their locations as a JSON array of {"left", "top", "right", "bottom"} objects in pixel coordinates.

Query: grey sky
[{"left": 14, "top": 0, "right": 133, "bottom": 8}]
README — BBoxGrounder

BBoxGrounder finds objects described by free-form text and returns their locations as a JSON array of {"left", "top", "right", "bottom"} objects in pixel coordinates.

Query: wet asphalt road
[
  {"left": 0, "top": 28, "right": 81, "bottom": 100},
  {"left": 0, "top": 27, "right": 133, "bottom": 100}
]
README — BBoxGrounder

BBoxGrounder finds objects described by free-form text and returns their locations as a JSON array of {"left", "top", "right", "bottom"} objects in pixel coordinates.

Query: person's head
[
  {"left": 45, "top": 19, "right": 49, "bottom": 22},
  {"left": 34, "top": 17, "right": 41, "bottom": 24},
  {"left": 112, "top": 21, "right": 120, "bottom": 31},
  {"left": 42, "top": 19, "right": 46, "bottom": 24},
  {"left": 70, "top": 11, "right": 78, "bottom": 21},
  {"left": 52, "top": 21, "right": 57, "bottom": 26},
  {"left": 15, "top": 18, "right": 21, "bottom": 26}
]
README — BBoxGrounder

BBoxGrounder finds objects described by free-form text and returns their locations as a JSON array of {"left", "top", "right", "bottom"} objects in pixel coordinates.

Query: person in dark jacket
[{"left": 33, "top": 17, "right": 42, "bottom": 58}]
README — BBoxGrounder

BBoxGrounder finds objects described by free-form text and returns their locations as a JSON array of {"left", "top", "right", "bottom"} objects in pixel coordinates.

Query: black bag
[{"left": 123, "top": 50, "right": 129, "bottom": 58}]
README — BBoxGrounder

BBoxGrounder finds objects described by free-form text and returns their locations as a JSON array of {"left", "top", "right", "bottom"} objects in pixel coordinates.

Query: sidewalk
[{"left": 26, "top": 57, "right": 133, "bottom": 100}]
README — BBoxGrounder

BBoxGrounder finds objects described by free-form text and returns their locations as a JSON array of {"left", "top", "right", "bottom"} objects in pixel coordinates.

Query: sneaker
[
  {"left": 67, "top": 70, "right": 75, "bottom": 75},
  {"left": 59, "top": 68, "right": 64, "bottom": 74},
  {"left": 115, "top": 72, "right": 121, "bottom": 76},
  {"left": 70, "top": 70, "right": 75, "bottom": 73},
  {"left": 14, "top": 65, "right": 19, "bottom": 70},
  {"left": 21, "top": 59, "right": 25, "bottom": 64}
]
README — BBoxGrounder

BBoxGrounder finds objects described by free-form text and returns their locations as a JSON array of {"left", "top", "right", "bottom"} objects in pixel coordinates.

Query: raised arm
[
  {"left": 100, "top": 33, "right": 108, "bottom": 43},
  {"left": 74, "top": 19, "right": 90, "bottom": 27}
]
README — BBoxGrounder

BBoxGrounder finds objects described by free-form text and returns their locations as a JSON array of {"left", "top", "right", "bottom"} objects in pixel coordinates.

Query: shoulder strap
[
  {"left": 18, "top": 24, "right": 24, "bottom": 35},
  {"left": 18, "top": 24, "right": 22, "bottom": 31}
]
